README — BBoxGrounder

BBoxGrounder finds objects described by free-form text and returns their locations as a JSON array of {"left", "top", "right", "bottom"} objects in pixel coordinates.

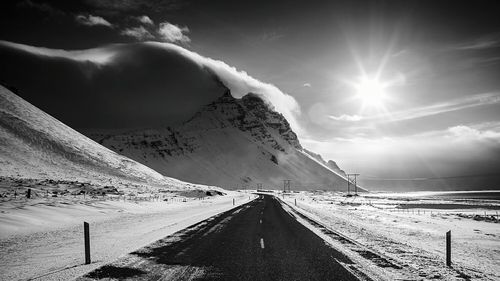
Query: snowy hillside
[
  {"left": 0, "top": 85, "right": 216, "bottom": 191},
  {"left": 93, "top": 90, "right": 357, "bottom": 191}
]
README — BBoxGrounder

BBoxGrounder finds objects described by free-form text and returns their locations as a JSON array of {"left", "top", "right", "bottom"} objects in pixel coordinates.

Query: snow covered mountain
[
  {"left": 0, "top": 85, "right": 214, "bottom": 191},
  {"left": 92, "top": 89, "right": 356, "bottom": 191}
]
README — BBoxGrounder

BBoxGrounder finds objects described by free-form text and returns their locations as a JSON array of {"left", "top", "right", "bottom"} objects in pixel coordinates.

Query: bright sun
[{"left": 355, "top": 78, "right": 387, "bottom": 110}]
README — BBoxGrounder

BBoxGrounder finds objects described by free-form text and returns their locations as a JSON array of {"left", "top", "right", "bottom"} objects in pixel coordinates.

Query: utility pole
[
  {"left": 257, "top": 183, "right": 262, "bottom": 191},
  {"left": 346, "top": 175, "right": 350, "bottom": 196},
  {"left": 283, "top": 180, "right": 291, "bottom": 194},
  {"left": 353, "top": 174, "right": 359, "bottom": 195},
  {"left": 346, "top": 173, "right": 360, "bottom": 196}
]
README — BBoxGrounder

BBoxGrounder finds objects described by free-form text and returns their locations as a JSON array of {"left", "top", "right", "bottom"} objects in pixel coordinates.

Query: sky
[{"left": 1, "top": 0, "right": 500, "bottom": 190}]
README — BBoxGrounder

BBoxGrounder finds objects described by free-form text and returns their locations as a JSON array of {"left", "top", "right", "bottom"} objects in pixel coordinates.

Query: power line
[{"left": 361, "top": 173, "right": 500, "bottom": 181}]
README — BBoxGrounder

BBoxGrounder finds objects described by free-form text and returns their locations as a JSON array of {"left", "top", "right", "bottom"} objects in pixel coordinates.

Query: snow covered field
[
  {"left": 0, "top": 191, "right": 256, "bottom": 280},
  {"left": 281, "top": 191, "right": 500, "bottom": 280}
]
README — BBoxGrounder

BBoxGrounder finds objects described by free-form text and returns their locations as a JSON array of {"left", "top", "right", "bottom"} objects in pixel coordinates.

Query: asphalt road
[{"left": 80, "top": 195, "right": 361, "bottom": 281}]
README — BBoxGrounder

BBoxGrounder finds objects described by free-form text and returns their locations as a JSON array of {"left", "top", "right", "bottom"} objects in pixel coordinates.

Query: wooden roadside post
[
  {"left": 27, "top": 188, "right": 31, "bottom": 199},
  {"left": 295, "top": 198, "right": 297, "bottom": 206},
  {"left": 84, "top": 222, "right": 91, "bottom": 264},
  {"left": 446, "top": 230, "right": 451, "bottom": 267},
  {"left": 233, "top": 198, "right": 235, "bottom": 206}
]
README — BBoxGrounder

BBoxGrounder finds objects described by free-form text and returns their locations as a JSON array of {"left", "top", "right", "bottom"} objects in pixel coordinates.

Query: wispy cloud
[
  {"left": 135, "top": 15, "right": 154, "bottom": 25},
  {"left": 302, "top": 83, "right": 311, "bottom": 87},
  {"left": 157, "top": 22, "right": 190, "bottom": 43},
  {"left": 261, "top": 31, "right": 284, "bottom": 42},
  {"left": 0, "top": 40, "right": 115, "bottom": 64},
  {"left": 329, "top": 114, "right": 362, "bottom": 121},
  {"left": 75, "top": 14, "right": 113, "bottom": 28},
  {"left": 447, "top": 124, "right": 500, "bottom": 143},
  {"left": 449, "top": 33, "right": 500, "bottom": 51},
  {"left": 121, "top": 26, "right": 154, "bottom": 40},
  {"left": 386, "top": 92, "right": 500, "bottom": 122},
  {"left": 331, "top": 92, "right": 500, "bottom": 124}
]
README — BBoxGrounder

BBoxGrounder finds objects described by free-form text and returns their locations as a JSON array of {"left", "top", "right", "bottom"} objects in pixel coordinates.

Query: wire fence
[{"left": 0, "top": 187, "right": 218, "bottom": 204}]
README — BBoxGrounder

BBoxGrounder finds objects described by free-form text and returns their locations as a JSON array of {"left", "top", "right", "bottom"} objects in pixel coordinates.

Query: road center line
[
  {"left": 260, "top": 238, "right": 265, "bottom": 249},
  {"left": 259, "top": 219, "right": 262, "bottom": 224}
]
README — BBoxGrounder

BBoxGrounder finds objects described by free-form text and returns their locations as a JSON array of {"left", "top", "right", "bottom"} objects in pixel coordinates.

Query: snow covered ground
[
  {"left": 0, "top": 191, "right": 256, "bottom": 280},
  {"left": 281, "top": 191, "right": 500, "bottom": 280}
]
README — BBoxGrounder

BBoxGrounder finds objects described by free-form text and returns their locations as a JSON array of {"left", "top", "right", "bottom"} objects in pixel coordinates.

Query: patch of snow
[
  {"left": 279, "top": 192, "right": 499, "bottom": 280},
  {"left": 0, "top": 192, "right": 257, "bottom": 280}
]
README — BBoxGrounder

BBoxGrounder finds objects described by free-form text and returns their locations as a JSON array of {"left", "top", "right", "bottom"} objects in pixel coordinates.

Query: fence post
[
  {"left": 233, "top": 198, "right": 235, "bottom": 206},
  {"left": 27, "top": 188, "right": 31, "bottom": 199},
  {"left": 295, "top": 199, "right": 297, "bottom": 206},
  {"left": 84, "top": 222, "right": 91, "bottom": 264},
  {"left": 446, "top": 230, "right": 451, "bottom": 267}
]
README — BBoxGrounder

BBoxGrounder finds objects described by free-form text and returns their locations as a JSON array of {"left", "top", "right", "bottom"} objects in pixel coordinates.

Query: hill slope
[
  {"left": 0, "top": 85, "right": 212, "bottom": 191},
  {"left": 93, "top": 90, "right": 358, "bottom": 191}
]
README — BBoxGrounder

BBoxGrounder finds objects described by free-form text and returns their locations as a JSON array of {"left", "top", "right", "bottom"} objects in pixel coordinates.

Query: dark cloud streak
[
  {"left": 17, "top": 0, "right": 66, "bottom": 17},
  {"left": 84, "top": 0, "right": 186, "bottom": 13}
]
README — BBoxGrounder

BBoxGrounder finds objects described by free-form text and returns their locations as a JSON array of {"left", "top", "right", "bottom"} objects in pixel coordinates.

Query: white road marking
[
  {"left": 260, "top": 238, "right": 265, "bottom": 249},
  {"left": 259, "top": 219, "right": 262, "bottom": 224}
]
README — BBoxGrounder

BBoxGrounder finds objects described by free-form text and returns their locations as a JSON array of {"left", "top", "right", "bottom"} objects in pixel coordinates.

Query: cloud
[
  {"left": 18, "top": 0, "right": 66, "bottom": 16},
  {"left": 447, "top": 125, "right": 500, "bottom": 143},
  {"left": 451, "top": 33, "right": 500, "bottom": 51},
  {"left": 0, "top": 40, "right": 115, "bottom": 64},
  {"left": 157, "top": 22, "right": 190, "bottom": 43},
  {"left": 0, "top": 40, "right": 302, "bottom": 133},
  {"left": 389, "top": 92, "right": 500, "bottom": 122},
  {"left": 121, "top": 26, "right": 154, "bottom": 40},
  {"left": 135, "top": 15, "right": 154, "bottom": 25},
  {"left": 302, "top": 83, "right": 311, "bottom": 87},
  {"left": 302, "top": 122, "right": 500, "bottom": 190},
  {"left": 323, "top": 92, "right": 500, "bottom": 139},
  {"left": 75, "top": 14, "right": 113, "bottom": 28},
  {"left": 329, "top": 114, "right": 362, "bottom": 122},
  {"left": 344, "top": 92, "right": 500, "bottom": 124},
  {"left": 261, "top": 31, "right": 284, "bottom": 42},
  {"left": 150, "top": 42, "right": 302, "bottom": 130}
]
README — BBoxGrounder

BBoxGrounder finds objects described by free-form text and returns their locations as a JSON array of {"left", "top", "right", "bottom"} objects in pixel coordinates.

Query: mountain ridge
[{"left": 92, "top": 90, "right": 358, "bottom": 191}]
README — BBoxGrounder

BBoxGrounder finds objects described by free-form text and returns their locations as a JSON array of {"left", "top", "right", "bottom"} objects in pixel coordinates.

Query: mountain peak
[
  {"left": 201, "top": 90, "right": 302, "bottom": 150},
  {"left": 91, "top": 85, "right": 348, "bottom": 190}
]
